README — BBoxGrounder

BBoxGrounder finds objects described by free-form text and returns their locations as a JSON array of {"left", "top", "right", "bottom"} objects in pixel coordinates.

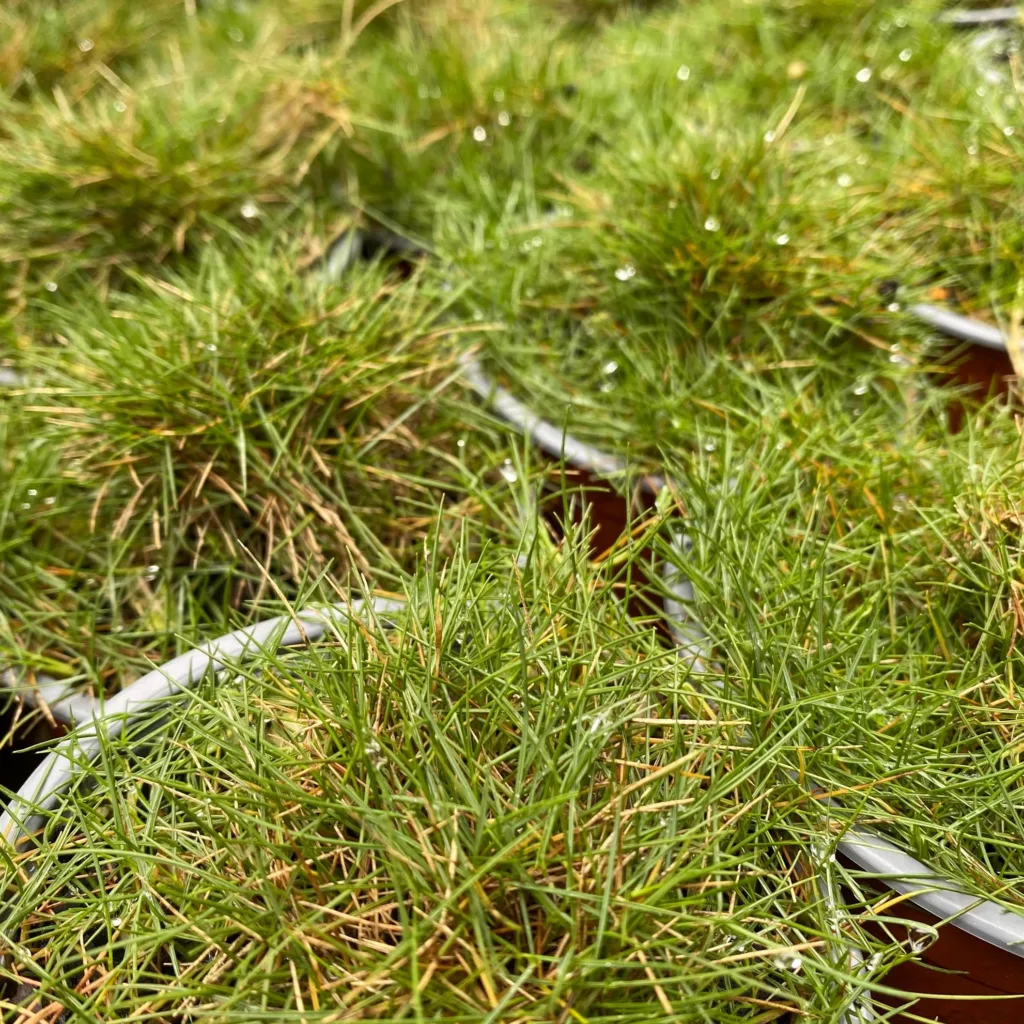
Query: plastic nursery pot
[
  {"left": 466, "top": 352, "right": 1024, "bottom": 1014},
  {"left": 908, "top": 304, "right": 1015, "bottom": 427},
  {"left": 0, "top": 599, "right": 414, "bottom": 1021},
  {"left": 0, "top": 599, "right": 408, "bottom": 852},
  {"left": 838, "top": 844, "right": 1024, "bottom": 1022}
]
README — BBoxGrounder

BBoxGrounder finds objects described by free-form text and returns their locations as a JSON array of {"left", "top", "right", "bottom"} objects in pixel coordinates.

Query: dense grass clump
[{"left": 3, "top": 548, "right": 898, "bottom": 1022}]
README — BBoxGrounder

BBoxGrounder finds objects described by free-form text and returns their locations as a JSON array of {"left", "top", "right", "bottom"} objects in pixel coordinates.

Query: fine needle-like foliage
[
  {"left": 4, "top": 0, "right": 1024, "bottom": 1020},
  {"left": 4, "top": 542, "right": 906, "bottom": 1022}
]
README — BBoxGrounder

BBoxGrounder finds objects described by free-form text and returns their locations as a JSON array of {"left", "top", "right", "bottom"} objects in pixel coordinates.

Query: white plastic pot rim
[
  {"left": 938, "top": 7, "right": 1023, "bottom": 26},
  {"left": 910, "top": 303, "right": 1008, "bottom": 352},
  {"left": 838, "top": 830, "right": 1024, "bottom": 956},
  {"left": 459, "top": 352, "right": 662, "bottom": 487}
]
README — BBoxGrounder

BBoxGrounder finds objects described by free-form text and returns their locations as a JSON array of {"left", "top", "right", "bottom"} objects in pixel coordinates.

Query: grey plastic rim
[
  {"left": 464, "top": 354, "right": 1024, "bottom": 959},
  {"left": 459, "top": 352, "right": 659, "bottom": 486},
  {"left": 910, "top": 303, "right": 1008, "bottom": 352},
  {"left": 837, "top": 830, "right": 1024, "bottom": 956},
  {"left": 938, "top": 6, "right": 1022, "bottom": 26},
  {"left": 1, "top": 669, "right": 96, "bottom": 726},
  {"left": 662, "top": 543, "right": 712, "bottom": 679}
]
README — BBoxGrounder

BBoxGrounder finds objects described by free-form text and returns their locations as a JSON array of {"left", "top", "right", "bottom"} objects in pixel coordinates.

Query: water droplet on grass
[
  {"left": 1004, "top": 126, "right": 1015, "bottom": 137},
  {"left": 676, "top": 64, "right": 691, "bottom": 81},
  {"left": 473, "top": 125, "right": 487, "bottom": 142},
  {"left": 78, "top": 38, "right": 94, "bottom": 52},
  {"left": 228, "top": 27, "right": 243, "bottom": 42},
  {"left": 20, "top": 503, "right": 30, "bottom": 511},
  {"left": 853, "top": 382, "right": 869, "bottom": 396},
  {"left": 763, "top": 129, "right": 776, "bottom": 143},
  {"left": 704, "top": 216, "right": 721, "bottom": 232},
  {"left": 45, "top": 281, "right": 57, "bottom": 292},
  {"left": 493, "top": 87, "right": 505, "bottom": 102},
  {"left": 968, "top": 143, "right": 979, "bottom": 155},
  {"left": 855, "top": 67, "right": 872, "bottom": 83},
  {"left": 704, "top": 440, "right": 716, "bottom": 452},
  {"left": 500, "top": 460, "right": 518, "bottom": 483},
  {"left": 899, "top": 49, "right": 912, "bottom": 62},
  {"left": 240, "top": 200, "right": 259, "bottom": 219},
  {"left": 27, "top": 489, "right": 37, "bottom": 497},
  {"left": 837, "top": 173, "right": 853, "bottom": 188},
  {"left": 887, "top": 301, "right": 901, "bottom": 312},
  {"left": 113, "top": 100, "right": 126, "bottom": 113},
  {"left": 457, "top": 438, "right": 466, "bottom": 448},
  {"left": 774, "top": 953, "right": 803, "bottom": 973},
  {"left": 775, "top": 233, "right": 789, "bottom": 246},
  {"left": 603, "top": 360, "right": 618, "bottom": 375},
  {"left": 43, "top": 496, "right": 55, "bottom": 505},
  {"left": 710, "top": 168, "right": 721, "bottom": 180},
  {"left": 497, "top": 110, "right": 510, "bottom": 127},
  {"left": 615, "top": 264, "right": 636, "bottom": 281}
]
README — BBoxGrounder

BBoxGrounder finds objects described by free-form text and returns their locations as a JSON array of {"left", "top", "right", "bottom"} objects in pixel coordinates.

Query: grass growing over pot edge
[{"left": 4, "top": 0, "right": 1024, "bottom": 1017}]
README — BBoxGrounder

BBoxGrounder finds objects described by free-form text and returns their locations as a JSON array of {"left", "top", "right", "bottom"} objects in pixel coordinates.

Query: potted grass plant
[
  {"left": 7, "top": 2, "right": 1024, "bottom": 1021},
  {"left": 2, "top": 549, "right": 897, "bottom": 1023},
  {"left": 8, "top": 356, "right": 1024, "bottom": 1022}
]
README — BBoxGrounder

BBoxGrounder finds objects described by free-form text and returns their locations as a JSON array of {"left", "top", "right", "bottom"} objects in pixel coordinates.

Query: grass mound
[{"left": 5, "top": 548, "right": 890, "bottom": 1022}]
